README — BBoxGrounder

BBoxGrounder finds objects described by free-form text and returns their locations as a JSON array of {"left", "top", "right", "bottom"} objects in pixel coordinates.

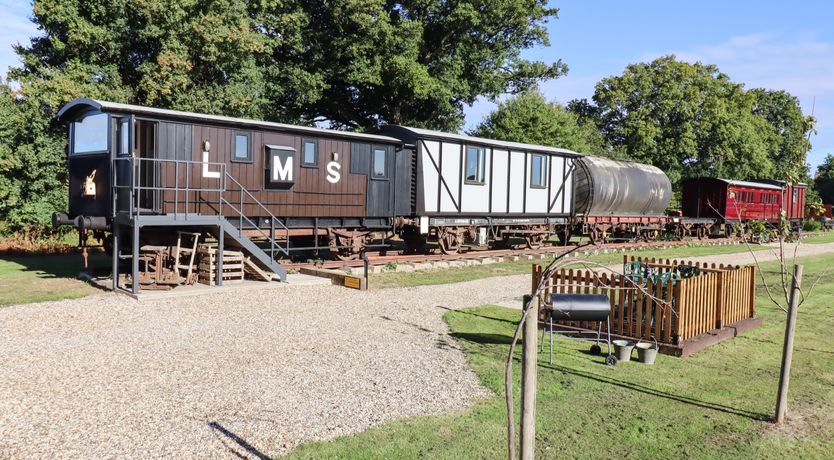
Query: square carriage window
[
  {"left": 465, "top": 146, "right": 486, "bottom": 184},
  {"left": 530, "top": 154, "right": 548, "bottom": 188},
  {"left": 71, "top": 112, "right": 109, "bottom": 155},
  {"left": 233, "top": 132, "right": 252, "bottom": 162},
  {"left": 302, "top": 138, "right": 318, "bottom": 167}
]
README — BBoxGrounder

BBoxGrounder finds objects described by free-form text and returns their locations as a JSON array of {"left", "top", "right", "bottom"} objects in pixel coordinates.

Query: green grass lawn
[
  {"left": 288, "top": 254, "right": 834, "bottom": 459},
  {"left": 800, "top": 231, "right": 834, "bottom": 244},
  {"left": 0, "top": 253, "right": 104, "bottom": 306},
  {"left": 371, "top": 242, "right": 770, "bottom": 289}
]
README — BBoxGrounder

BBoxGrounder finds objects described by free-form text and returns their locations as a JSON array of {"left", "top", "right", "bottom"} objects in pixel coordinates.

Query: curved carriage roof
[
  {"left": 720, "top": 179, "right": 783, "bottom": 190},
  {"left": 376, "top": 125, "right": 581, "bottom": 157},
  {"left": 687, "top": 178, "right": 784, "bottom": 191},
  {"left": 57, "top": 98, "right": 403, "bottom": 144}
]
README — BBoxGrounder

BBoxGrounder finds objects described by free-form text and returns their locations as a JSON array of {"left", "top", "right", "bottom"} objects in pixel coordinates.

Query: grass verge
[
  {"left": 0, "top": 253, "right": 105, "bottom": 306},
  {"left": 288, "top": 254, "right": 834, "bottom": 459},
  {"left": 799, "top": 231, "right": 834, "bottom": 244}
]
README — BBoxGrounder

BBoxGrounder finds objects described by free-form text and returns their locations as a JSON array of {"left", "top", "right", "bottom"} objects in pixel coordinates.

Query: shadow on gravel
[
  {"left": 379, "top": 315, "right": 434, "bottom": 333},
  {"left": 208, "top": 421, "right": 270, "bottom": 460}
]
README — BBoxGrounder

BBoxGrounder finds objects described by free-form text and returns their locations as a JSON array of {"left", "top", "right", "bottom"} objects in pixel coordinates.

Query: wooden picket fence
[{"left": 533, "top": 255, "right": 757, "bottom": 349}]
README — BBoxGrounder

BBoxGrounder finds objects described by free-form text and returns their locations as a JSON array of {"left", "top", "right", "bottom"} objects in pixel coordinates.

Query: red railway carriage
[
  {"left": 758, "top": 180, "right": 807, "bottom": 221},
  {"left": 681, "top": 178, "right": 805, "bottom": 225}
]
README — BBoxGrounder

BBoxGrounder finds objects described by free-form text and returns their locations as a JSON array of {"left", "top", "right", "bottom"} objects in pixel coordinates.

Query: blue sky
[{"left": 2, "top": 0, "right": 832, "bottom": 171}]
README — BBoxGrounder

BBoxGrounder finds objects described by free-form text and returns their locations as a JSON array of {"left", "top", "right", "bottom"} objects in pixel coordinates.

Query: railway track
[{"left": 282, "top": 237, "right": 744, "bottom": 273}]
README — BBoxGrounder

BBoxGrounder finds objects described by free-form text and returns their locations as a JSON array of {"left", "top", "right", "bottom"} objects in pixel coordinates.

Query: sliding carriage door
[{"left": 135, "top": 120, "right": 161, "bottom": 213}]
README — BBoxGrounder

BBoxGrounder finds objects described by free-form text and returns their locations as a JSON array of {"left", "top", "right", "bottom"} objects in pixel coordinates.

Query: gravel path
[
  {"left": 0, "top": 280, "right": 518, "bottom": 459},
  {"left": 610, "top": 241, "right": 834, "bottom": 272},
  {"left": 2, "top": 241, "right": 832, "bottom": 458}
]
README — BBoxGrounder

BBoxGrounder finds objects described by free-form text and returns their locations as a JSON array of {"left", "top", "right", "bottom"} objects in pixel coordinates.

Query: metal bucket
[
  {"left": 635, "top": 337, "right": 658, "bottom": 365},
  {"left": 612, "top": 340, "right": 634, "bottom": 362}
]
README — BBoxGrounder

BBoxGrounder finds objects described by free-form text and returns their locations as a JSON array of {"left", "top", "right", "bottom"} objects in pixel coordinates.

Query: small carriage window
[
  {"left": 530, "top": 154, "right": 547, "bottom": 188},
  {"left": 233, "top": 132, "right": 251, "bottom": 162},
  {"left": 302, "top": 139, "right": 318, "bottom": 167},
  {"left": 71, "top": 113, "right": 108, "bottom": 155},
  {"left": 119, "top": 119, "right": 130, "bottom": 155},
  {"left": 465, "top": 146, "right": 486, "bottom": 184},
  {"left": 372, "top": 147, "right": 387, "bottom": 178},
  {"left": 793, "top": 189, "right": 798, "bottom": 202}
]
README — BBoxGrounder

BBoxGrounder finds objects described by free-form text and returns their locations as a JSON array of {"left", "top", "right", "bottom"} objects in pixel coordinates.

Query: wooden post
[
  {"left": 749, "top": 266, "right": 757, "bottom": 318},
  {"left": 715, "top": 271, "right": 724, "bottom": 330},
  {"left": 775, "top": 264, "right": 802, "bottom": 424},
  {"left": 520, "top": 293, "right": 537, "bottom": 460}
]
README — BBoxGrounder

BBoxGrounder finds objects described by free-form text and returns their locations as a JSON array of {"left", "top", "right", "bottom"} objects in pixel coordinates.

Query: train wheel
[
  {"left": 589, "top": 229, "right": 605, "bottom": 246},
  {"left": 556, "top": 228, "right": 571, "bottom": 246},
  {"left": 328, "top": 232, "right": 365, "bottom": 261},
  {"left": 525, "top": 233, "right": 546, "bottom": 249},
  {"left": 674, "top": 226, "right": 686, "bottom": 241},
  {"left": 438, "top": 231, "right": 462, "bottom": 254}
]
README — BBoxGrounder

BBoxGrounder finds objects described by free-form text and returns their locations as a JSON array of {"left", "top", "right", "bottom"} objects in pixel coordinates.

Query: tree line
[
  {"left": 474, "top": 56, "right": 816, "bottom": 191},
  {"left": 0, "top": 1, "right": 821, "bottom": 236}
]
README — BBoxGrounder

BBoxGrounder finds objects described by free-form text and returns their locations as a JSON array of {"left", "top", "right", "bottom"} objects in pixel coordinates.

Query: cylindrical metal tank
[
  {"left": 573, "top": 156, "right": 672, "bottom": 216},
  {"left": 548, "top": 293, "right": 611, "bottom": 321}
]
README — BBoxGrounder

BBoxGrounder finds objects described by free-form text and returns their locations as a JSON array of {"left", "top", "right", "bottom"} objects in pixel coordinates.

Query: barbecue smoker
[{"left": 541, "top": 293, "right": 617, "bottom": 366}]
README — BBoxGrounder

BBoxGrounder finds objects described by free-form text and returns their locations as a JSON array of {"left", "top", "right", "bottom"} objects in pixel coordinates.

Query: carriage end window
[
  {"left": 302, "top": 138, "right": 318, "bottom": 167},
  {"left": 233, "top": 132, "right": 251, "bottom": 162},
  {"left": 71, "top": 113, "right": 109, "bottom": 155},
  {"left": 530, "top": 154, "right": 547, "bottom": 188},
  {"left": 372, "top": 147, "right": 387, "bottom": 178},
  {"left": 465, "top": 146, "right": 486, "bottom": 184}
]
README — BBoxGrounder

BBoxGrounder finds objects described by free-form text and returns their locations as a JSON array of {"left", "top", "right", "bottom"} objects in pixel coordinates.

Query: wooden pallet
[
  {"left": 198, "top": 246, "right": 245, "bottom": 285},
  {"left": 243, "top": 257, "right": 275, "bottom": 282}
]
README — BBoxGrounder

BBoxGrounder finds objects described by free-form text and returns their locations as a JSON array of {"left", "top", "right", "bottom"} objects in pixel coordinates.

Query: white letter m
[{"left": 272, "top": 155, "right": 293, "bottom": 182}]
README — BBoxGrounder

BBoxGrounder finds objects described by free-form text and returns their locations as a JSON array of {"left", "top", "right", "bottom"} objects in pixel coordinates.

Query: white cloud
[
  {"left": 658, "top": 32, "right": 834, "bottom": 170},
  {"left": 670, "top": 32, "right": 834, "bottom": 101}
]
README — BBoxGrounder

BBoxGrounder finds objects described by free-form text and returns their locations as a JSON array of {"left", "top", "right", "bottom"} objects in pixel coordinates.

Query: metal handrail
[
  {"left": 112, "top": 156, "right": 289, "bottom": 259},
  {"left": 113, "top": 157, "right": 227, "bottom": 217},
  {"left": 222, "top": 172, "right": 290, "bottom": 258}
]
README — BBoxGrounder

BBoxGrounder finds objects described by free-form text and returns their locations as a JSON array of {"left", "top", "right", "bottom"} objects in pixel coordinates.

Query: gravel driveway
[
  {"left": 0, "top": 279, "right": 520, "bottom": 459},
  {"left": 2, "top": 241, "right": 832, "bottom": 458}
]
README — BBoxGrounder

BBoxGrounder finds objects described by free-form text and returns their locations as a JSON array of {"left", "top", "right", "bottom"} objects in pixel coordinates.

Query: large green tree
[
  {"left": 470, "top": 89, "right": 607, "bottom": 154},
  {"left": 750, "top": 89, "right": 814, "bottom": 183},
  {"left": 569, "top": 56, "right": 781, "bottom": 184},
  {"left": 815, "top": 154, "right": 834, "bottom": 204},
  {"left": 264, "top": 0, "right": 566, "bottom": 130},
  {"left": 1, "top": 0, "right": 564, "bottom": 234}
]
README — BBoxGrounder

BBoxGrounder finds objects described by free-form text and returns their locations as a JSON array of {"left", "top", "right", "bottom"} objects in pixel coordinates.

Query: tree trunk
[{"left": 775, "top": 264, "right": 802, "bottom": 424}]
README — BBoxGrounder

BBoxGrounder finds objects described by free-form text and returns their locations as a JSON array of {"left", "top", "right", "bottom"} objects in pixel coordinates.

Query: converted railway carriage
[
  {"left": 571, "top": 156, "right": 672, "bottom": 243},
  {"left": 375, "top": 126, "right": 579, "bottom": 252},
  {"left": 53, "top": 99, "right": 579, "bottom": 292},
  {"left": 681, "top": 178, "right": 807, "bottom": 229}
]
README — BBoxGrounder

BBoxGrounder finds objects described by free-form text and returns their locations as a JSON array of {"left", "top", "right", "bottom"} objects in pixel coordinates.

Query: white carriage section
[{"left": 417, "top": 139, "right": 574, "bottom": 215}]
